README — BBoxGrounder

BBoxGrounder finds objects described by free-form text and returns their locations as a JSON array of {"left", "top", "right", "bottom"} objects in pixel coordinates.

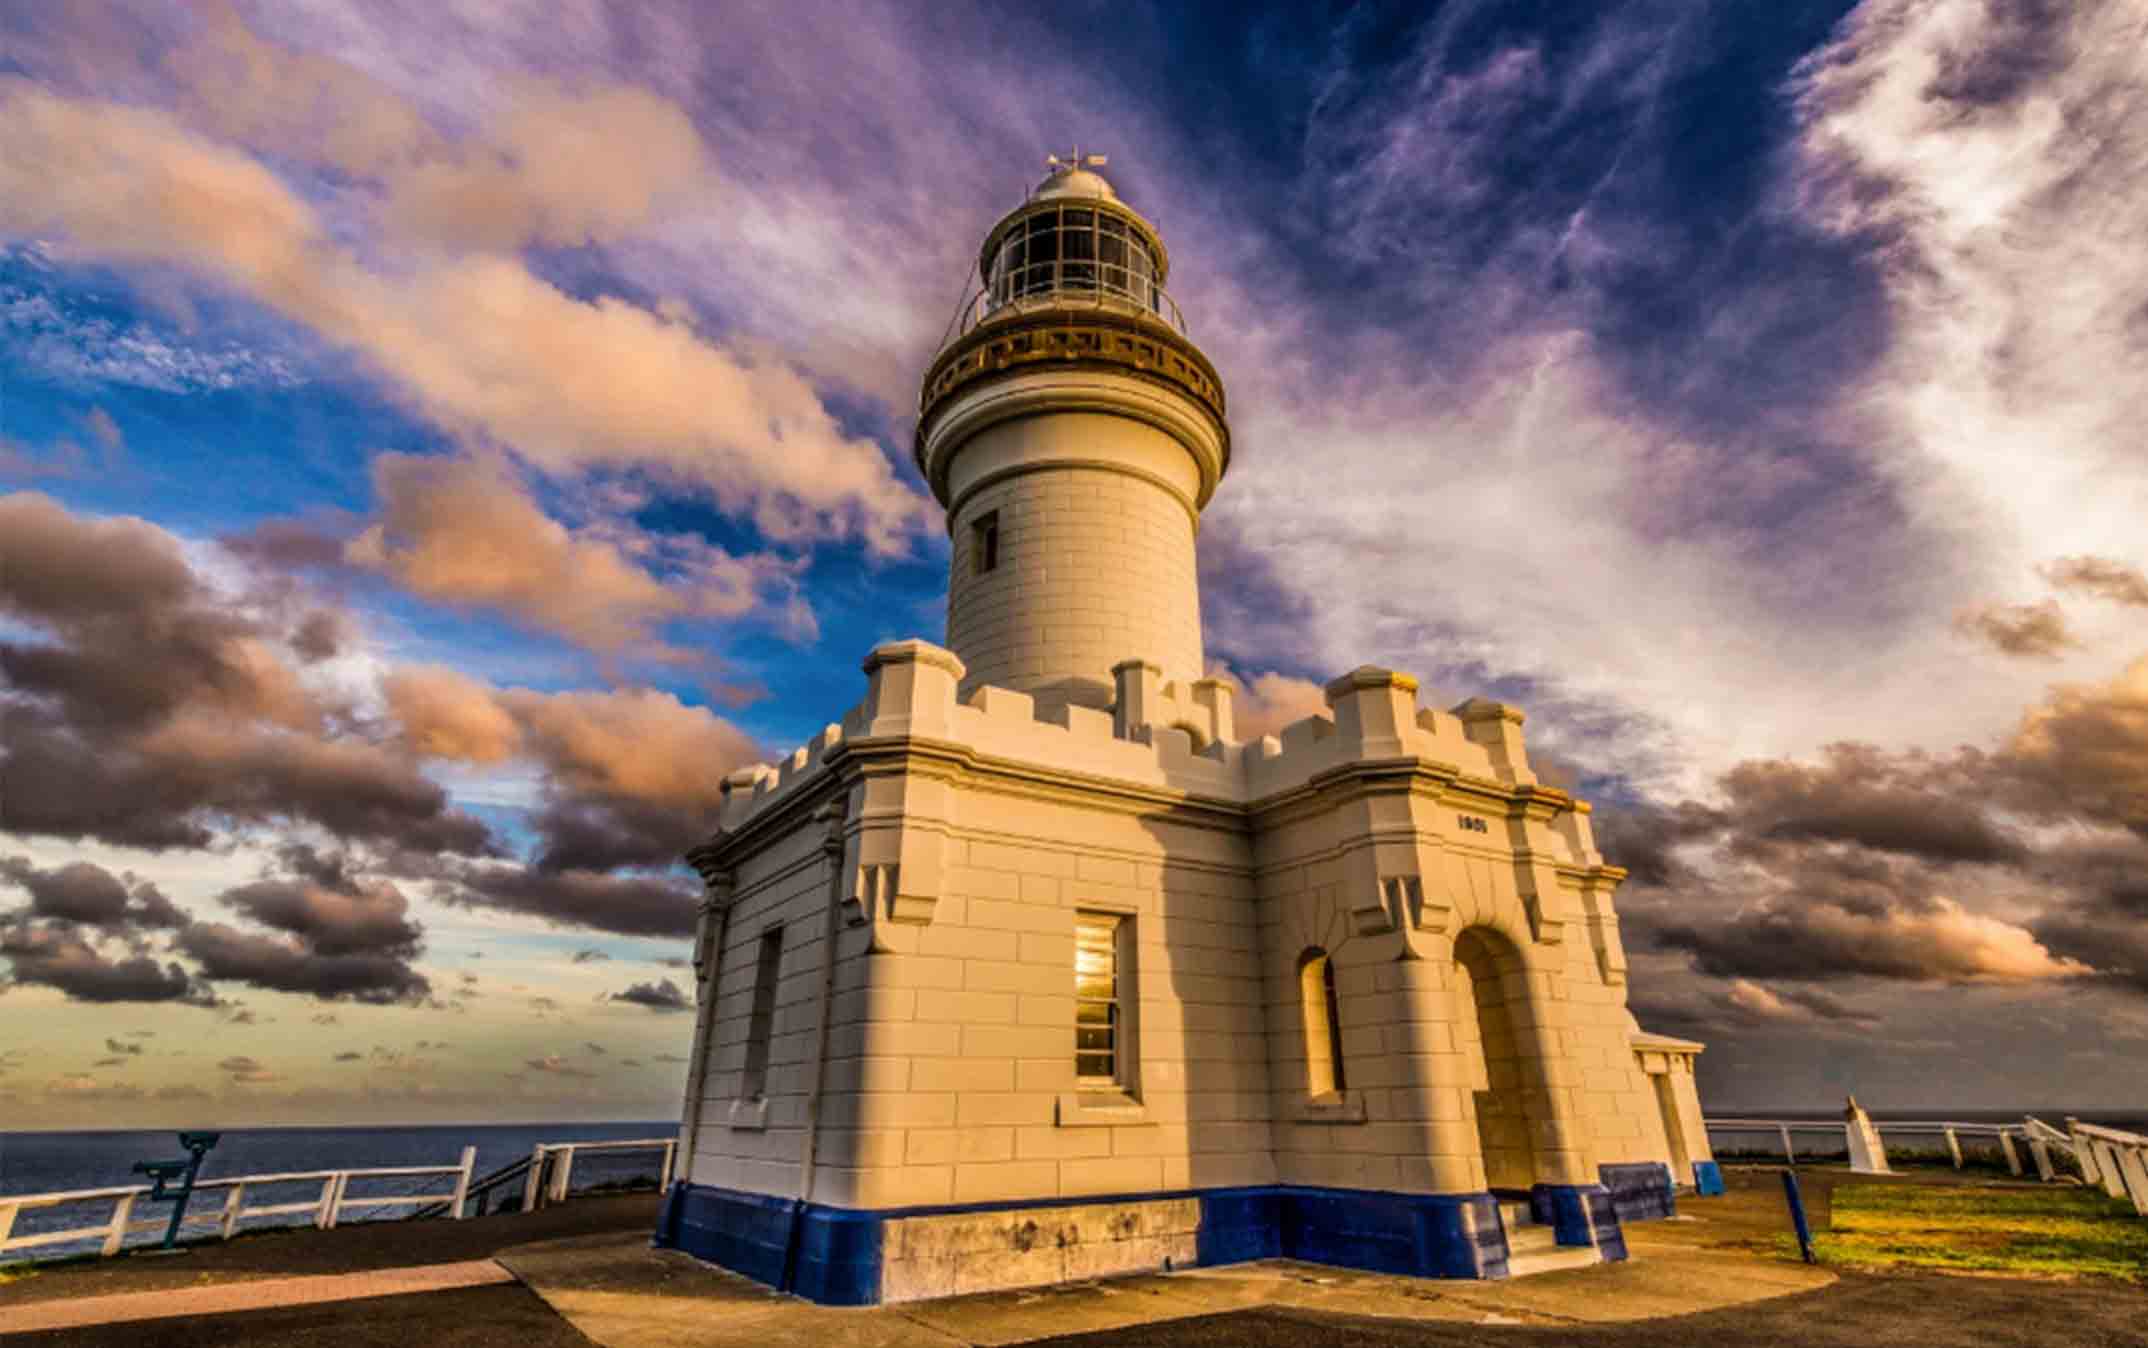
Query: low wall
[{"left": 655, "top": 1181, "right": 1527, "bottom": 1303}]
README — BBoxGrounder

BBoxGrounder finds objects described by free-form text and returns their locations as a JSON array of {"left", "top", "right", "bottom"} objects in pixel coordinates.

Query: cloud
[
  {"left": 0, "top": 857, "right": 188, "bottom": 930},
  {"left": 179, "top": 922, "right": 430, "bottom": 1003},
  {"left": 611, "top": 978, "right": 691, "bottom": 1013},
  {"left": 0, "top": 923, "right": 209, "bottom": 1003},
  {"left": 217, "top": 1054, "right": 281, "bottom": 1085},
  {"left": 172, "top": 850, "right": 431, "bottom": 1004},
  {"left": 1210, "top": 666, "right": 1330, "bottom": 742},
  {"left": 0, "top": 58, "right": 930, "bottom": 552},
  {"left": 436, "top": 866, "right": 698, "bottom": 940},
  {"left": 525, "top": 1054, "right": 595, "bottom": 1078},
  {"left": 582, "top": 1042, "right": 607, "bottom": 1056},
  {"left": 571, "top": 949, "right": 610, "bottom": 964},
  {"left": 334, "top": 1051, "right": 362, "bottom": 1062},
  {"left": 1716, "top": 742, "right": 2025, "bottom": 865},
  {"left": 104, "top": 1037, "right": 143, "bottom": 1056},
  {"left": 1953, "top": 599, "right": 2076, "bottom": 659},
  {"left": 341, "top": 453, "right": 810, "bottom": 660},
  {"left": 0, "top": 492, "right": 495, "bottom": 856},
  {"left": 1647, "top": 892, "right": 2089, "bottom": 986},
  {"left": 48, "top": 1073, "right": 144, "bottom": 1102},
  {"left": 2044, "top": 556, "right": 2148, "bottom": 608}
]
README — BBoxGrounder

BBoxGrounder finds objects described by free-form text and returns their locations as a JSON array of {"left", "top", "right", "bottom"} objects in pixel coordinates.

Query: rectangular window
[
  {"left": 972, "top": 510, "right": 1000, "bottom": 575},
  {"left": 1074, "top": 912, "right": 1123, "bottom": 1086},
  {"left": 740, "top": 927, "right": 783, "bottom": 1100}
]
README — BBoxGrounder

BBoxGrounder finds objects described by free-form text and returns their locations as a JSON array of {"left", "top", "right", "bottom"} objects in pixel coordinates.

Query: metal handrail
[{"left": 937, "top": 282, "right": 1190, "bottom": 351}]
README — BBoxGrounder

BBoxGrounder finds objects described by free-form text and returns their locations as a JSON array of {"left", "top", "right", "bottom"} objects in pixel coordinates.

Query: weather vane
[{"left": 1046, "top": 147, "right": 1108, "bottom": 172}]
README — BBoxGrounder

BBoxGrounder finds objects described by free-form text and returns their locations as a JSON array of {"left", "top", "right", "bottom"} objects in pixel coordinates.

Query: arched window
[{"left": 1299, "top": 948, "right": 1348, "bottom": 1097}]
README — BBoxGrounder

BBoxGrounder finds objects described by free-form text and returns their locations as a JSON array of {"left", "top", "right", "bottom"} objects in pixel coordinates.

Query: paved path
[{"left": 0, "top": 1259, "right": 513, "bottom": 1335}]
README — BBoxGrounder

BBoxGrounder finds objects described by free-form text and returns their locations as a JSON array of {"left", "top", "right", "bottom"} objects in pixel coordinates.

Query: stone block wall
[
  {"left": 944, "top": 414, "right": 1206, "bottom": 710},
  {"left": 803, "top": 784, "right": 1273, "bottom": 1210}
]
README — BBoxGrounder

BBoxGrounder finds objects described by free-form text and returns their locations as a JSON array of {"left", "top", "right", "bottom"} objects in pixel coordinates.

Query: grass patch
[{"left": 1780, "top": 1184, "right": 2148, "bottom": 1283}]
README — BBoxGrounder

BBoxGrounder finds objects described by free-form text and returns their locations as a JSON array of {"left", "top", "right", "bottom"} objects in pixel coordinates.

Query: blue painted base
[
  {"left": 656, "top": 1181, "right": 1513, "bottom": 1303},
  {"left": 1692, "top": 1160, "right": 1725, "bottom": 1196},
  {"left": 1528, "top": 1183, "right": 1628, "bottom": 1261},
  {"left": 1598, "top": 1162, "right": 1677, "bottom": 1222}
]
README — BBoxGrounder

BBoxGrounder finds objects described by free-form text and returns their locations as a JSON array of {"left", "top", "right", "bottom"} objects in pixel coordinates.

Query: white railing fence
[
  {"left": 0, "top": 1147, "right": 476, "bottom": 1263},
  {"left": 0, "top": 1134, "right": 679, "bottom": 1265},
  {"left": 1703, "top": 1114, "right": 2148, "bottom": 1218},
  {"left": 519, "top": 1138, "right": 677, "bottom": 1215}
]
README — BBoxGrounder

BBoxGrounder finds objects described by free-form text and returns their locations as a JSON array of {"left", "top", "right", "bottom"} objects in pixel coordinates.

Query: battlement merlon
[{"left": 696, "top": 644, "right": 1622, "bottom": 882}]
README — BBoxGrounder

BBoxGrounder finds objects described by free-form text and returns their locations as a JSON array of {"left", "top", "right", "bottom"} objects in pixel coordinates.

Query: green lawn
[{"left": 1784, "top": 1183, "right": 2148, "bottom": 1283}]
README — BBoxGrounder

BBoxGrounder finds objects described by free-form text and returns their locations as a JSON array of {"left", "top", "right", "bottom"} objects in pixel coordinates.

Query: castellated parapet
[{"left": 662, "top": 156, "right": 1711, "bottom": 1306}]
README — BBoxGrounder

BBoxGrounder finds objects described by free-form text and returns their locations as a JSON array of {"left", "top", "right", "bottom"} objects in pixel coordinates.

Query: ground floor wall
[{"left": 654, "top": 1181, "right": 1519, "bottom": 1304}]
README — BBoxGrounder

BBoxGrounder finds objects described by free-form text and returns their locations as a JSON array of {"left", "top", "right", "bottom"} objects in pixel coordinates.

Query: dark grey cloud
[
  {"left": 1717, "top": 743, "right": 2026, "bottom": 865},
  {"left": 0, "top": 924, "right": 209, "bottom": 1003},
  {"left": 0, "top": 492, "right": 497, "bottom": 857},
  {"left": 611, "top": 978, "right": 690, "bottom": 1013},
  {"left": 437, "top": 866, "right": 697, "bottom": 939},
  {"left": 0, "top": 856, "right": 187, "bottom": 930},
  {"left": 177, "top": 923, "right": 428, "bottom": 1004}
]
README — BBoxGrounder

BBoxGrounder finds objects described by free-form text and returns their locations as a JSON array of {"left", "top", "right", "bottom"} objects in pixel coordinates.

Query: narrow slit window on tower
[
  {"left": 1074, "top": 912, "right": 1124, "bottom": 1086},
  {"left": 973, "top": 510, "right": 1000, "bottom": 575},
  {"left": 740, "top": 927, "right": 784, "bottom": 1101},
  {"left": 1300, "top": 949, "right": 1348, "bottom": 1097}
]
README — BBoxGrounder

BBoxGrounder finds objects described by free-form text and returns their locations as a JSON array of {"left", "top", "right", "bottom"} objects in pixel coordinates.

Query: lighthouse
[{"left": 663, "top": 155, "right": 1715, "bottom": 1305}]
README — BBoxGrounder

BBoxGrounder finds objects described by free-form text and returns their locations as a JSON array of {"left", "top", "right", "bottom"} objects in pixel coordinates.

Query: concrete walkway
[{"left": 0, "top": 1258, "right": 512, "bottom": 1335}]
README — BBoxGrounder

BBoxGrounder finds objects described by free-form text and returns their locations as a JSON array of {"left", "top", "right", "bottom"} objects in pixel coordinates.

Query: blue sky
[{"left": 4, "top": 0, "right": 2148, "bottom": 1127}]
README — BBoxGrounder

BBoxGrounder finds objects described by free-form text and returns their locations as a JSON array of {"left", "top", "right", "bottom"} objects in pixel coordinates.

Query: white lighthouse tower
[
  {"left": 666, "top": 154, "right": 1714, "bottom": 1307},
  {"left": 921, "top": 152, "right": 1229, "bottom": 715}
]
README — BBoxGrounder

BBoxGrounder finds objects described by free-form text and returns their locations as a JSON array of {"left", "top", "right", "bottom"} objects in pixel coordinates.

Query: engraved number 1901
[{"left": 1457, "top": 815, "right": 1489, "bottom": 833}]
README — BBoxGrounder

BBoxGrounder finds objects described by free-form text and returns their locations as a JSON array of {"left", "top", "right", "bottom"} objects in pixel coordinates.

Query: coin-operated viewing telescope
[{"left": 131, "top": 1131, "right": 221, "bottom": 1251}]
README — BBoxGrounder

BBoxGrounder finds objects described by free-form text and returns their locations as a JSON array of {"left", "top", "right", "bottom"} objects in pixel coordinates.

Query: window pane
[{"left": 1074, "top": 913, "right": 1122, "bottom": 1083}]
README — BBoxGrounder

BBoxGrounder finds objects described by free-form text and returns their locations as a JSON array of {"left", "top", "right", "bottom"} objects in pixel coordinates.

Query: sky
[{"left": 2, "top": 0, "right": 2146, "bottom": 1130}]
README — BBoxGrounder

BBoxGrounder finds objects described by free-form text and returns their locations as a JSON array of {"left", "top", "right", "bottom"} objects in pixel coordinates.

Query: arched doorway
[{"left": 1452, "top": 927, "right": 1542, "bottom": 1192}]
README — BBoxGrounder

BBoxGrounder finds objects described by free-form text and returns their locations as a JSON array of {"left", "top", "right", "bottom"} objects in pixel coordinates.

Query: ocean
[{"left": 1, "top": 1120, "right": 674, "bottom": 1263}]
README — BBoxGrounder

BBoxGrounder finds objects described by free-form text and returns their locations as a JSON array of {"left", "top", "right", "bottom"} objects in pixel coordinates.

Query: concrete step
[
  {"left": 1504, "top": 1223, "right": 1561, "bottom": 1255},
  {"left": 1497, "top": 1200, "right": 1532, "bottom": 1231},
  {"left": 1507, "top": 1243, "right": 1604, "bottom": 1278}
]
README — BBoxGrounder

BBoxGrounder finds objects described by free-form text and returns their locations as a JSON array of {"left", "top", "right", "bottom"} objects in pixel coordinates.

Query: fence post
[
  {"left": 1779, "top": 1170, "right": 1815, "bottom": 1264},
  {"left": 104, "top": 1193, "right": 137, "bottom": 1256},
  {"left": 522, "top": 1146, "right": 547, "bottom": 1214},
  {"left": 2065, "top": 1118, "right": 2103, "bottom": 1186},
  {"left": 1779, "top": 1124, "right": 1795, "bottom": 1164},
  {"left": 2029, "top": 1136, "right": 2055, "bottom": 1182},
  {"left": 0, "top": 1201, "right": 18, "bottom": 1250},
  {"left": 451, "top": 1146, "right": 477, "bottom": 1220},
  {"left": 2114, "top": 1145, "right": 2148, "bottom": 1217},
  {"left": 662, "top": 1139, "right": 678, "bottom": 1189},
  {"left": 1998, "top": 1130, "right": 2022, "bottom": 1177},
  {"left": 1943, "top": 1128, "right": 1963, "bottom": 1170},
  {"left": 315, "top": 1174, "right": 340, "bottom": 1229},
  {"left": 220, "top": 1184, "right": 246, "bottom": 1240},
  {"left": 2095, "top": 1141, "right": 2128, "bottom": 1201},
  {"left": 551, "top": 1146, "right": 575, "bottom": 1204}
]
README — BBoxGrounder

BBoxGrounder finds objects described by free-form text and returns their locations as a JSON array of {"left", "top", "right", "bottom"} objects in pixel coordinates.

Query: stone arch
[
  {"left": 1297, "top": 947, "right": 1347, "bottom": 1097},
  {"left": 1452, "top": 925, "right": 1547, "bottom": 1192}
]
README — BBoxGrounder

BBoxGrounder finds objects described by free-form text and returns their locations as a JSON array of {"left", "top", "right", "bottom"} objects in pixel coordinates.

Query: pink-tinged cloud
[
  {"left": 347, "top": 453, "right": 808, "bottom": 660},
  {"left": 0, "top": 74, "right": 929, "bottom": 552}
]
